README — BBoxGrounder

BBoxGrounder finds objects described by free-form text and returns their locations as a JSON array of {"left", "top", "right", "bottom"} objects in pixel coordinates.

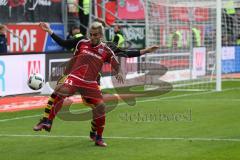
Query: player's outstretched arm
[
  {"left": 140, "top": 45, "right": 160, "bottom": 55},
  {"left": 39, "top": 22, "right": 83, "bottom": 50},
  {"left": 114, "top": 45, "right": 160, "bottom": 58},
  {"left": 39, "top": 22, "right": 53, "bottom": 34}
]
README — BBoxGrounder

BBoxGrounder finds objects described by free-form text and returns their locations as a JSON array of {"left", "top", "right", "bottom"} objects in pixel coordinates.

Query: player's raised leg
[{"left": 33, "top": 81, "right": 77, "bottom": 132}]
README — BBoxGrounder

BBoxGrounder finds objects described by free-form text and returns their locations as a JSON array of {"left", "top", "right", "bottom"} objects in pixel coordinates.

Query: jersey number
[{"left": 65, "top": 79, "right": 73, "bottom": 85}]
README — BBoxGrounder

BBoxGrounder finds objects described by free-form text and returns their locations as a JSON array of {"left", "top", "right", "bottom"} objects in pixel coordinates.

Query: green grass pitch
[{"left": 0, "top": 81, "right": 240, "bottom": 160}]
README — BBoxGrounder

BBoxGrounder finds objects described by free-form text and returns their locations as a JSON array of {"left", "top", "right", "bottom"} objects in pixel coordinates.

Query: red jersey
[{"left": 68, "top": 39, "right": 119, "bottom": 83}]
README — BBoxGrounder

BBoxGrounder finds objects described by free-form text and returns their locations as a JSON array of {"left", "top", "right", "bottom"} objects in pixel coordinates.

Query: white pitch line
[
  {"left": 0, "top": 87, "right": 239, "bottom": 123},
  {"left": 0, "top": 134, "right": 240, "bottom": 142},
  {"left": 0, "top": 114, "right": 41, "bottom": 122},
  {"left": 131, "top": 87, "right": 240, "bottom": 104},
  {"left": 0, "top": 108, "right": 91, "bottom": 122},
  {"left": 160, "top": 99, "right": 240, "bottom": 101}
]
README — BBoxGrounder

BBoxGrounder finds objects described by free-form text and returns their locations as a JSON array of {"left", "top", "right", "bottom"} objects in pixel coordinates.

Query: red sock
[
  {"left": 92, "top": 103, "right": 106, "bottom": 137},
  {"left": 95, "top": 114, "right": 105, "bottom": 137}
]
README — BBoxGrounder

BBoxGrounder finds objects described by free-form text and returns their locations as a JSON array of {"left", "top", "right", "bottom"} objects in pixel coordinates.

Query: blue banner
[
  {"left": 44, "top": 24, "right": 65, "bottom": 52},
  {"left": 222, "top": 46, "right": 240, "bottom": 73}
]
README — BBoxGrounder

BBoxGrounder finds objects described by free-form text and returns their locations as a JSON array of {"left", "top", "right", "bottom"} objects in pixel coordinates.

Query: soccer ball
[{"left": 28, "top": 73, "right": 44, "bottom": 90}]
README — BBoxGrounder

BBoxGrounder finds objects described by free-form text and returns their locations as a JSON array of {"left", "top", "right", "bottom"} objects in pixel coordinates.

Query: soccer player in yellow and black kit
[{"left": 33, "top": 22, "right": 159, "bottom": 147}]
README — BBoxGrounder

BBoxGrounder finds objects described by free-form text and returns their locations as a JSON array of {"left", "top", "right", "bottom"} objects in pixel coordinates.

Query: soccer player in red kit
[
  {"left": 34, "top": 22, "right": 124, "bottom": 147},
  {"left": 34, "top": 21, "right": 158, "bottom": 146}
]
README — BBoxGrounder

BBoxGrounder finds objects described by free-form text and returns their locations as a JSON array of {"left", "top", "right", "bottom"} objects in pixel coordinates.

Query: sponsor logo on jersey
[
  {"left": 98, "top": 48, "right": 104, "bottom": 54},
  {"left": 82, "top": 49, "right": 102, "bottom": 60}
]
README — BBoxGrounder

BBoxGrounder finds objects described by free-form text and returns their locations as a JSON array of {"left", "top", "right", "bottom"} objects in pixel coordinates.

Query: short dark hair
[
  {"left": 115, "top": 24, "right": 121, "bottom": 29},
  {"left": 71, "top": 25, "right": 80, "bottom": 31},
  {"left": 0, "top": 24, "right": 6, "bottom": 30}
]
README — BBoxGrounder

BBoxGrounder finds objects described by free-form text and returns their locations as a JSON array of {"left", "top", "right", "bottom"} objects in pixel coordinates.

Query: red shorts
[{"left": 63, "top": 75, "right": 102, "bottom": 105}]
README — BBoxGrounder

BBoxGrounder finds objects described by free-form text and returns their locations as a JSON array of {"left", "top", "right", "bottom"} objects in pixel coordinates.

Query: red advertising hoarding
[
  {"left": 6, "top": 24, "right": 47, "bottom": 53},
  {"left": 194, "top": 8, "right": 209, "bottom": 22},
  {"left": 117, "top": 0, "right": 145, "bottom": 20},
  {"left": 170, "top": 7, "right": 209, "bottom": 22},
  {"left": 170, "top": 7, "right": 189, "bottom": 22},
  {"left": 149, "top": 3, "right": 166, "bottom": 23},
  {"left": 6, "top": 23, "right": 64, "bottom": 53}
]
